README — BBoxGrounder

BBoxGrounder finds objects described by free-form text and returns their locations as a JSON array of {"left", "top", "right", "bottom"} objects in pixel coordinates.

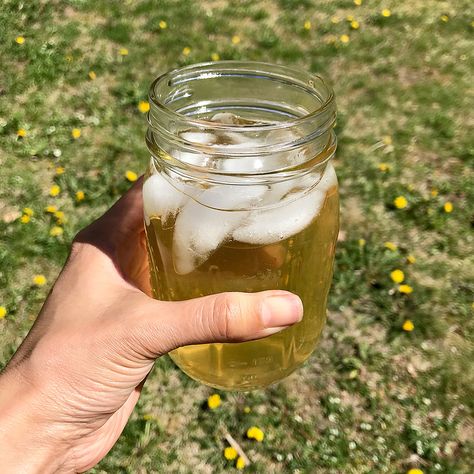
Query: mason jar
[{"left": 143, "top": 61, "right": 338, "bottom": 390}]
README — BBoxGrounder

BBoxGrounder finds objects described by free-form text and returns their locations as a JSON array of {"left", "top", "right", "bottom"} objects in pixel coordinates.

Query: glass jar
[{"left": 143, "top": 61, "right": 338, "bottom": 390}]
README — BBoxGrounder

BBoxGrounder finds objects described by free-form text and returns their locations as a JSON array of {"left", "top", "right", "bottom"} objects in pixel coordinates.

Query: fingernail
[{"left": 261, "top": 294, "right": 304, "bottom": 328}]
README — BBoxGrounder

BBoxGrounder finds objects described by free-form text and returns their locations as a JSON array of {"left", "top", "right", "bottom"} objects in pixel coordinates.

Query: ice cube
[
  {"left": 232, "top": 164, "right": 337, "bottom": 245},
  {"left": 142, "top": 172, "right": 188, "bottom": 225},
  {"left": 173, "top": 184, "right": 267, "bottom": 274},
  {"left": 180, "top": 131, "right": 217, "bottom": 145}
]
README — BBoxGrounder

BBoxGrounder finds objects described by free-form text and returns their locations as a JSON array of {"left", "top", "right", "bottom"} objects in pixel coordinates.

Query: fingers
[{"left": 134, "top": 290, "right": 304, "bottom": 356}]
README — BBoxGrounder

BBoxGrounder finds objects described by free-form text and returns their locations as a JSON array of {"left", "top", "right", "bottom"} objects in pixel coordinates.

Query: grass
[{"left": 1, "top": 0, "right": 473, "bottom": 472}]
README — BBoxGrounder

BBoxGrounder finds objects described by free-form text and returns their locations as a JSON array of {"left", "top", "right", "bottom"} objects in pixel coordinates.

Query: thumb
[{"left": 137, "top": 290, "right": 304, "bottom": 356}]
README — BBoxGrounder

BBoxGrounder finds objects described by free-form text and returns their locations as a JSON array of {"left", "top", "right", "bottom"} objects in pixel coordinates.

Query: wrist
[{"left": 0, "top": 367, "right": 72, "bottom": 473}]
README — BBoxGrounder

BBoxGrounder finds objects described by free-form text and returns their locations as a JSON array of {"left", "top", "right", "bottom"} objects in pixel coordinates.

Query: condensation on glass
[{"left": 143, "top": 61, "right": 339, "bottom": 390}]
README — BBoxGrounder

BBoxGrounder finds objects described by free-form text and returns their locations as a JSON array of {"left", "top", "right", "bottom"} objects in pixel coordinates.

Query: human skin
[{"left": 0, "top": 179, "right": 303, "bottom": 473}]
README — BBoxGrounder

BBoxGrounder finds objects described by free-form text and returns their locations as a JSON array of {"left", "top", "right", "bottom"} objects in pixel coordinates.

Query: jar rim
[{"left": 148, "top": 60, "right": 335, "bottom": 132}]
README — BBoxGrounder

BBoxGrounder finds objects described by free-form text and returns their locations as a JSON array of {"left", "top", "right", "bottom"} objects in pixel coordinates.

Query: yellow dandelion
[
  {"left": 159, "top": 20, "right": 168, "bottom": 29},
  {"left": 383, "top": 135, "right": 393, "bottom": 145},
  {"left": 50, "top": 226, "right": 64, "bottom": 237},
  {"left": 394, "top": 196, "right": 408, "bottom": 209},
  {"left": 15, "top": 36, "right": 25, "bottom": 44},
  {"left": 33, "top": 274, "right": 47, "bottom": 286},
  {"left": 440, "top": 15, "right": 449, "bottom": 22},
  {"left": 382, "top": 9, "right": 391, "bottom": 17},
  {"left": 247, "top": 426, "right": 264, "bottom": 442},
  {"left": 384, "top": 241, "right": 397, "bottom": 251},
  {"left": 390, "top": 269, "right": 405, "bottom": 284},
  {"left": 331, "top": 16, "right": 340, "bottom": 24},
  {"left": 304, "top": 20, "right": 312, "bottom": 30},
  {"left": 378, "top": 163, "right": 390, "bottom": 172},
  {"left": 443, "top": 202, "right": 453, "bottom": 213},
  {"left": 20, "top": 214, "right": 30, "bottom": 224},
  {"left": 243, "top": 406, "right": 251, "bottom": 413},
  {"left": 231, "top": 35, "right": 241, "bottom": 45},
  {"left": 340, "top": 34, "right": 350, "bottom": 44},
  {"left": 138, "top": 101, "right": 150, "bottom": 113},
  {"left": 402, "top": 320, "right": 415, "bottom": 332},
  {"left": 143, "top": 414, "right": 154, "bottom": 421},
  {"left": 207, "top": 393, "right": 221, "bottom": 409},
  {"left": 430, "top": 188, "right": 438, "bottom": 197},
  {"left": 76, "top": 190, "right": 85, "bottom": 202},
  {"left": 45, "top": 205, "right": 57, "bottom": 213},
  {"left": 23, "top": 207, "right": 34, "bottom": 217},
  {"left": 354, "top": 0, "right": 362, "bottom": 5},
  {"left": 399, "top": 284, "right": 413, "bottom": 294},
  {"left": 55, "top": 166, "right": 65, "bottom": 175},
  {"left": 17, "top": 128, "right": 27, "bottom": 137},
  {"left": 358, "top": 238, "right": 366, "bottom": 247},
  {"left": 54, "top": 210, "right": 66, "bottom": 224},
  {"left": 211, "top": 53, "right": 220, "bottom": 61},
  {"left": 224, "top": 447, "right": 238, "bottom": 460},
  {"left": 0, "top": 306, "right": 6, "bottom": 319},
  {"left": 351, "top": 20, "right": 360, "bottom": 30},
  {"left": 125, "top": 170, "right": 138, "bottom": 182},
  {"left": 88, "top": 71, "right": 97, "bottom": 80},
  {"left": 406, "top": 255, "right": 416, "bottom": 264},
  {"left": 346, "top": 15, "right": 354, "bottom": 22},
  {"left": 71, "top": 128, "right": 81, "bottom": 139},
  {"left": 49, "top": 184, "right": 61, "bottom": 197},
  {"left": 119, "top": 47, "right": 129, "bottom": 56},
  {"left": 236, "top": 457, "right": 246, "bottom": 470},
  {"left": 182, "top": 46, "right": 191, "bottom": 56}
]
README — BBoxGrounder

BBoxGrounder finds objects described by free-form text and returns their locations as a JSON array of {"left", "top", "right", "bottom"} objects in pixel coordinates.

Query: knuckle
[{"left": 211, "top": 293, "right": 243, "bottom": 340}]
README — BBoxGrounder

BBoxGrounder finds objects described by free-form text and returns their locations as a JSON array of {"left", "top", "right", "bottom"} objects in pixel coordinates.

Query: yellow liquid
[{"left": 145, "top": 185, "right": 339, "bottom": 390}]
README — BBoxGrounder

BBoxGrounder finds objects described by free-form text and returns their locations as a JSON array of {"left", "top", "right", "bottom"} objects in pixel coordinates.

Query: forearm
[{"left": 0, "top": 367, "right": 71, "bottom": 474}]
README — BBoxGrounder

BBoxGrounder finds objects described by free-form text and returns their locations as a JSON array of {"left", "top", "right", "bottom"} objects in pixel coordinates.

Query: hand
[{"left": 0, "top": 179, "right": 303, "bottom": 473}]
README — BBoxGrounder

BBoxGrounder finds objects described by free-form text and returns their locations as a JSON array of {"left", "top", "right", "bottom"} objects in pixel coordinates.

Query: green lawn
[{"left": 1, "top": 0, "right": 473, "bottom": 472}]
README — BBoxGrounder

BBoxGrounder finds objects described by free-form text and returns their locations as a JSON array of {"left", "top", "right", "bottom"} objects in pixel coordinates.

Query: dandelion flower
[
  {"left": 71, "top": 128, "right": 81, "bottom": 139},
  {"left": 440, "top": 15, "right": 449, "bottom": 22},
  {"left": 304, "top": 20, "right": 312, "bottom": 30},
  {"left": 430, "top": 189, "right": 438, "bottom": 197},
  {"left": 231, "top": 35, "right": 241, "bottom": 45},
  {"left": 50, "top": 226, "right": 64, "bottom": 237},
  {"left": 49, "top": 185, "right": 61, "bottom": 197},
  {"left": 76, "top": 190, "right": 85, "bottom": 202},
  {"left": 45, "top": 205, "right": 57, "bottom": 213},
  {"left": 182, "top": 46, "right": 191, "bottom": 56},
  {"left": 88, "top": 71, "right": 97, "bottom": 80},
  {"left": 207, "top": 393, "right": 221, "bottom": 409},
  {"left": 340, "top": 34, "right": 350, "bottom": 44},
  {"left": 443, "top": 202, "right": 453, "bottom": 213},
  {"left": 211, "top": 53, "right": 220, "bottom": 61},
  {"left": 384, "top": 241, "right": 397, "bottom": 251},
  {"left": 243, "top": 406, "right": 251, "bottom": 413},
  {"left": 119, "top": 47, "right": 129, "bottom": 56},
  {"left": 381, "top": 9, "right": 391, "bottom": 17},
  {"left": 224, "top": 447, "right": 238, "bottom": 460},
  {"left": 358, "top": 239, "right": 366, "bottom": 247},
  {"left": 390, "top": 269, "right": 404, "bottom": 284},
  {"left": 351, "top": 20, "right": 360, "bottom": 29},
  {"left": 247, "top": 426, "right": 264, "bottom": 442},
  {"left": 331, "top": 16, "right": 340, "bottom": 24},
  {"left": 394, "top": 196, "right": 408, "bottom": 209},
  {"left": 406, "top": 255, "right": 416, "bottom": 264},
  {"left": 354, "top": 0, "right": 362, "bottom": 5},
  {"left": 55, "top": 166, "right": 65, "bottom": 175},
  {"left": 346, "top": 15, "right": 354, "bottom": 22},
  {"left": 54, "top": 210, "right": 66, "bottom": 224},
  {"left": 402, "top": 320, "right": 415, "bottom": 332},
  {"left": 143, "top": 414, "right": 154, "bottom": 421},
  {"left": 33, "top": 274, "right": 47, "bottom": 286},
  {"left": 378, "top": 163, "right": 390, "bottom": 172},
  {"left": 125, "top": 170, "right": 138, "bottom": 182},
  {"left": 383, "top": 135, "right": 392, "bottom": 145},
  {"left": 16, "top": 36, "right": 25, "bottom": 44},
  {"left": 20, "top": 214, "right": 30, "bottom": 224},
  {"left": 17, "top": 128, "right": 27, "bottom": 137},
  {"left": 236, "top": 457, "right": 246, "bottom": 470},
  {"left": 0, "top": 306, "right": 6, "bottom": 319},
  {"left": 159, "top": 20, "right": 168, "bottom": 29},
  {"left": 138, "top": 101, "right": 150, "bottom": 113},
  {"left": 399, "top": 284, "right": 413, "bottom": 294},
  {"left": 23, "top": 207, "right": 34, "bottom": 217}
]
